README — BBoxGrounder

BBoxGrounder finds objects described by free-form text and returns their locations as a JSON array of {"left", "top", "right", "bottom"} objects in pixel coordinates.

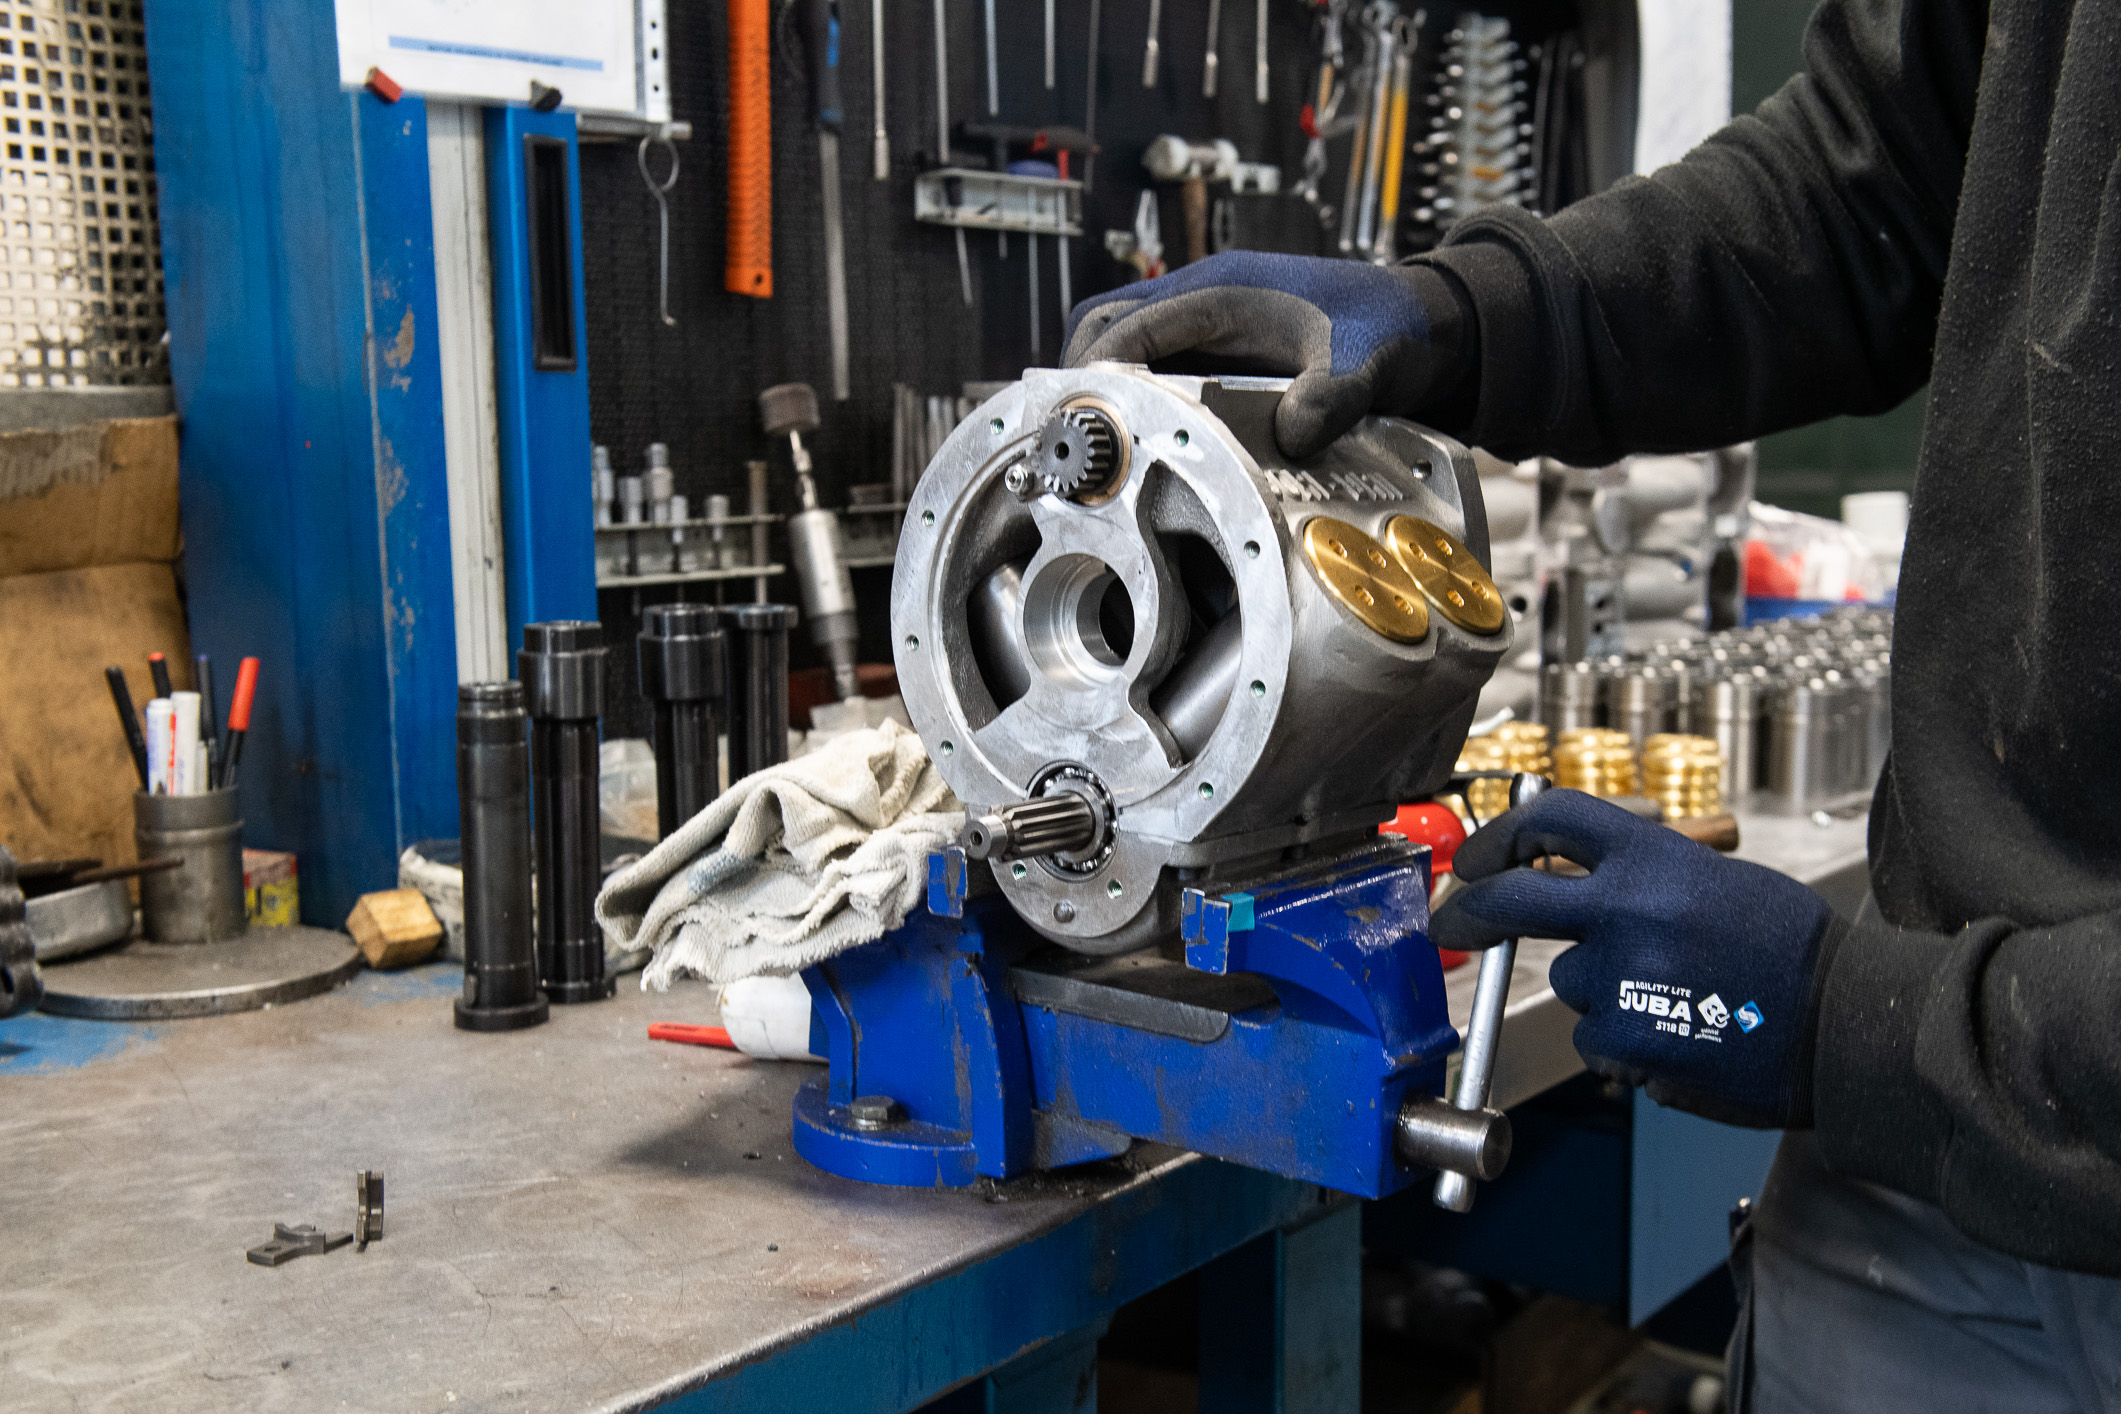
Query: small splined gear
[{"left": 1034, "top": 406, "right": 1122, "bottom": 500}]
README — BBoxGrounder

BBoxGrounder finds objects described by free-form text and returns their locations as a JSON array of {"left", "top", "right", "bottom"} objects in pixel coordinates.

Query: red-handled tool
[
  {"left": 648, "top": 1022, "right": 737, "bottom": 1049},
  {"left": 219, "top": 656, "right": 260, "bottom": 789}
]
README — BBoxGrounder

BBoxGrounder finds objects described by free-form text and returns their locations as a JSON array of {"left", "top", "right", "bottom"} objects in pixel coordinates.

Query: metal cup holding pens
[{"left": 133, "top": 788, "right": 247, "bottom": 944}]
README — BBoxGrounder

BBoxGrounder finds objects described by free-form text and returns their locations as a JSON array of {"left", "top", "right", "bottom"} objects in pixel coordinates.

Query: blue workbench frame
[{"left": 648, "top": 1158, "right": 1363, "bottom": 1414}]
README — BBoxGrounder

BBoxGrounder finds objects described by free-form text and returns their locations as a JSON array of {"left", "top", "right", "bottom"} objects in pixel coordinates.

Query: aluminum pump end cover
[{"left": 893, "top": 365, "right": 1514, "bottom": 953}]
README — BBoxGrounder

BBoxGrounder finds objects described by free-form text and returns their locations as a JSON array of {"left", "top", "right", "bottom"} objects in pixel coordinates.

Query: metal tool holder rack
[{"left": 593, "top": 510, "right": 786, "bottom": 590}]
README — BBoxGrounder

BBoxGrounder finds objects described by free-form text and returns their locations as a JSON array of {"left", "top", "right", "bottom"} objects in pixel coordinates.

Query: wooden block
[
  {"left": 345, "top": 888, "right": 443, "bottom": 969},
  {"left": 1668, "top": 812, "right": 1740, "bottom": 852}
]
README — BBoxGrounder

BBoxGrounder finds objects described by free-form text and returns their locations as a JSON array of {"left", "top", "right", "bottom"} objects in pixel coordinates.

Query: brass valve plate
[
  {"left": 1385, "top": 515, "right": 1508, "bottom": 634},
  {"left": 1301, "top": 517, "right": 1430, "bottom": 643}
]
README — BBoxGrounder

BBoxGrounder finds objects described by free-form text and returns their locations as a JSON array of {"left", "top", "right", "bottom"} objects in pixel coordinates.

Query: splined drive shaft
[{"left": 962, "top": 794, "right": 1099, "bottom": 862}]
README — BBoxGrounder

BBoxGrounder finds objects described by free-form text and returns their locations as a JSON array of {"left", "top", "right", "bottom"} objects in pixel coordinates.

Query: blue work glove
[
  {"left": 1061, "top": 251, "right": 1474, "bottom": 459},
  {"left": 1429, "top": 790, "right": 1845, "bottom": 1129}
]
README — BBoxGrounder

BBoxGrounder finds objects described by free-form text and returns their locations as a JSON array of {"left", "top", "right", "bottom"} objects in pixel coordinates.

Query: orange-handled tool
[
  {"left": 219, "top": 656, "right": 259, "bottom": 790},
  {"left": 727, "top": 0, "right": 773, "bottom": 298}
]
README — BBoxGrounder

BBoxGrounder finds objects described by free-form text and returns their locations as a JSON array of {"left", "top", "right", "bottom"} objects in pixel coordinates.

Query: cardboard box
[{"left": 243, "top": 848, "right": 298, "bottom": 927}]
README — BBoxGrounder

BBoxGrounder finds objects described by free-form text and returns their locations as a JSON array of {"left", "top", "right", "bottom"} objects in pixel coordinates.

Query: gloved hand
[
  {"left": 1429, "top": 790, "right": 1845, "bottom": 1129},
  {"left": 1061, "top": 251, "right": 1474, "bottom": 459}
]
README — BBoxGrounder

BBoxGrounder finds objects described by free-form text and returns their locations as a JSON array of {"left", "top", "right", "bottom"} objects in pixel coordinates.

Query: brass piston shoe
[
  {"left": 1386, "top": 515, "right": 1508, "bottom": 634},
  {"left": 1301, "top": 517, "right": 1430, "bottom": 642}
]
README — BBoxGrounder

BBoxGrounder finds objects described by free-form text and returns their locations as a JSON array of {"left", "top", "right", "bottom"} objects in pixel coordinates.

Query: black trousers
[{"left": 1728, "top": 1132, "right": 2121, "bottom": 1412}]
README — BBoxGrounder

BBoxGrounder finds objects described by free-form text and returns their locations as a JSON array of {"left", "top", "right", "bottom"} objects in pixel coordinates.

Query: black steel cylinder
[
  {"left": 725, "top": 604, "right": 797, "bottom": 784},
  {"left": 454, "top": 682, "right": 548, "bottom": 1032},
  {"left": 520, "top": 621, "right": 615, "bottom": 1004},
  {"left": 639, "top": 603, "right": 726, "bottom": 839}
]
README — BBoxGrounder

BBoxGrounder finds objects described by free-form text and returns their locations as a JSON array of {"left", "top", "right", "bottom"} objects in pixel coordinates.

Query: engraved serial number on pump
[{"left": 1265, "top": 467, "right": 1408, "bottom": 502}]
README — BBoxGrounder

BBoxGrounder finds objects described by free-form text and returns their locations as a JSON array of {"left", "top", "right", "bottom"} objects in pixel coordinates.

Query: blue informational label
[{"left": 1736, "top": 1001, "right": 1764, "bottom": 1033}]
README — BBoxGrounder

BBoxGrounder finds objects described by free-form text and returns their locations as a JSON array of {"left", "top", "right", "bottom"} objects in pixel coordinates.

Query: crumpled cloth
[{"left": 595, "top": 719, "right": 962, "bottom": 989}]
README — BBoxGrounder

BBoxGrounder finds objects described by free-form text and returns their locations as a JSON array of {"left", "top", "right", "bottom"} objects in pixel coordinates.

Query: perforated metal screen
[{"left": 0, "top": 0, "right": 163, "bottom": 389}]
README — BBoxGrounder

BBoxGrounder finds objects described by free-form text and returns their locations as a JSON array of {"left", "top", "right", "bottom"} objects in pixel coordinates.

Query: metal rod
[
  {"left": 1336, "top": 54, "right": 1371, "bottom": 253},
  {"left": 1057, "top": 233, "right": 1072, "bottom": 319},
  {"left": 1045, "top": 0, "right": 1056, "bottom": 88},
  {"left": 1255, "top": 0, "right": 1268, "bottom": 103},
  {"left": 955, "top": 226, "right": 973, "bottom": 304},
  {"left": 932, "top": 0, "right": 950, "bottom": 160},
  {"left": 1141, "top": 0, "right": 1161, "bottom": 88},
  {"left": 1083, "top": 0, "right": 1102, "bottom": 189},
  {"left": 1433, "top": 772, "right": 1549, "bottom": 1211},
  {"left": 872, "top": 0, "right": 889, "bottom": 179},
  {"left": 1355, "top": 18, "right": 1395, "bottom": 255},
  {"left": 984, "top": 0, "right": 999, "bottom": 115},
  {"left": 1203, "top": 0, "right": 1221, "bottom": 98},
  {"left": 748, "top": 458, "right": 770, "bottom": 602},
  {"left": 1028, "top": 232, "right": 1040, "bottom": 361}
]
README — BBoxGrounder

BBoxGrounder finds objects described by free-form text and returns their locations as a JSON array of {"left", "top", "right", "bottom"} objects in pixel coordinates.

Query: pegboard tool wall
[{"left": 579, "top": 0, "right": 1337, "bottom": 736}]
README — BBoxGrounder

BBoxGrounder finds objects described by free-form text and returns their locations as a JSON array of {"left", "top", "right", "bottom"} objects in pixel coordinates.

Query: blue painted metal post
[
  {"left": 925, "top": 1319, "right": 1109, "bottom": 1414},
  {"left": 1198, "top": 1203, "right": 1364, "bottom": 1413},
  {"left": 1627, "top": 1093, "right": 1781, "bottom": 1324},
  {"left": 483, "top": 105, "right": 596, "bottom": 654},
  {"left": 147, "top": 0, "right": 459, "bottom": 924}
]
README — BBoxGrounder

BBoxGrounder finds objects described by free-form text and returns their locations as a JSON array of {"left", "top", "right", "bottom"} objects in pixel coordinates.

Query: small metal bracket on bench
[
  {"left": 246, "top": 1223, "right": 353, "bottom": 1267},
  {"left": 355, "top": 1170, "right": 385, "bottom": 1252}
]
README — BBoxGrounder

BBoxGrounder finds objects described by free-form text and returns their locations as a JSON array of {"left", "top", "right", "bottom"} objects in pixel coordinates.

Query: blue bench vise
[{"left": 794, "top": 837, "right": 1511, "bottom": 1201}]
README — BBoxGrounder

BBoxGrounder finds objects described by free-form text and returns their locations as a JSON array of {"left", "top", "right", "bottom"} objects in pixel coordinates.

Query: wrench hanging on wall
[{"left": 636, "top": 136, "right": 680, "bottom": 326}]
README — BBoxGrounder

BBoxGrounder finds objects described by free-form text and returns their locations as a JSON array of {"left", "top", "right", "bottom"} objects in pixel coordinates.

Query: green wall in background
[{"left": 1731, "top": 0, "right": 1926, "bottom": 518}]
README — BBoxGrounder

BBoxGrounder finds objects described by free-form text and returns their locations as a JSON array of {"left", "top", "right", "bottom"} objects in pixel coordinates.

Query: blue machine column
[
  {"left": 148, "top": 0, "right": 460, "bottom": 924},
  {"left": 483, "top": 105, "right": 597, "bottom": 653},
  {"left": 1197, "top": 1205, "right": 1364, "bottom": 1414}
]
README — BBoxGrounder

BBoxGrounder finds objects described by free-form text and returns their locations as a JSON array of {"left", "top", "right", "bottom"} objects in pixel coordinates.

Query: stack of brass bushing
[
  {"left": 1641, "top": 733, "right": 1725, "bottom": 818},
  {"left": 1455, "top": 721, "right": 1554, "bottom": 819},
  {"left": 1554, "top": 728, "right": 1639, "bottom": 798},
  {"left": 1493, "top": 721, "right": 1553, "bottom": 773},
  {"left": 1454, "top": 735, "right": 1514, "bottom": 819}
]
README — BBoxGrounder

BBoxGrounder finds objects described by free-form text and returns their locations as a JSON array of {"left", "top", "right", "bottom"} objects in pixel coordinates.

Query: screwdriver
[
  {"left": 798, "top": 0, "right": 852, "bottom": 402},
  {"left": 220, "top": 656, "right": 260, "bottom": 790}
]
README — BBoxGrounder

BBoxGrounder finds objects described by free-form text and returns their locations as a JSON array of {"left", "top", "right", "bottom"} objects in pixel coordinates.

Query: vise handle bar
[{"left": 1398, "top": 772, "right": 1549, "bottom": 1211}]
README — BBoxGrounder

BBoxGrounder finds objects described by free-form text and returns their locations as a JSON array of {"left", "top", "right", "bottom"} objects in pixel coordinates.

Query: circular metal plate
[
  {"left": 1385, "top": 515, "right": 1508, "bottom": 634},
  {"left": 1300, "top": 516, "right": 1430, "bottom": 643},
  {"left": 36, "top": 925, "right": 364, "bottom": 1020}
]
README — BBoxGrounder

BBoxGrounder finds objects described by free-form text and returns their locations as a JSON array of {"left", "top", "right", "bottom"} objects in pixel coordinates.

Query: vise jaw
[{"left": 792, "top": 837, "right": 1471, "bottom": 1199}]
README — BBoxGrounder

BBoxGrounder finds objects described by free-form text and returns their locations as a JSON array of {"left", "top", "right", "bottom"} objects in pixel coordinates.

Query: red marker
[
  {"left": 218, "top": 657, "right": 260, "bottom": 790},
  {"left": 147, "top": 651, "right": 173, "bottom": 700}
]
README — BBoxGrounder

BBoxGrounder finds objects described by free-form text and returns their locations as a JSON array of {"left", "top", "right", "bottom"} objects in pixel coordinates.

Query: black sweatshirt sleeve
[
  {"left": 1413, "top": 0, "right": 1987, "bottom": 465},
  {"left": 1814, "top": 895, "right": 2121, "bottom": 1275}
]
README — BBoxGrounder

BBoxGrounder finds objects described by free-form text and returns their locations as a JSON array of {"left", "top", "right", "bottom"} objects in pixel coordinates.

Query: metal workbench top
[{"left": 0, "top": 805, "right": 1868, "bottom": 1413}]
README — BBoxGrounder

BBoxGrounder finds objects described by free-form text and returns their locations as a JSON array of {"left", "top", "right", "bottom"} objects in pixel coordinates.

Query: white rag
[{"left": 595, "top": 719, "right": 963, "bottom": 989}]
